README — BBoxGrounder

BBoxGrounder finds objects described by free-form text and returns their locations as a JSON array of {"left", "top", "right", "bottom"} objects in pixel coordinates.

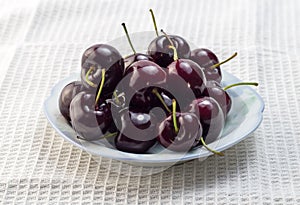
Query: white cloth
[{"left": 0, "top": 0, "right": 300, "bottom": 203}]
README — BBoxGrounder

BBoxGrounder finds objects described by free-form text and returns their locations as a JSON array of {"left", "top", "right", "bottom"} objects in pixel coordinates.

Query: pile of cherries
[{"left": 59, "top": 10, "right": 257, "bottom": 155}]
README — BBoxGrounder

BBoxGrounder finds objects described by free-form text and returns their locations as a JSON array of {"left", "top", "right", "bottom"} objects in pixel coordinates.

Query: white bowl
[{"left": 44, "top": 69, "right": 264, "bottom": 167}]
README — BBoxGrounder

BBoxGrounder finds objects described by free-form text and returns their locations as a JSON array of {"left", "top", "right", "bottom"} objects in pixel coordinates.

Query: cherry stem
[
  {"left": 121, "top": 23, "right": 136, "bottom": 55},
  {"left": 172, "top": 99, "right": 179, "bottom": 134},
  {"left": 98, "top": 132, "right": 118, "bottom": 140},
  {"left": 223, "top": 82, "right": 258, "bottom": 91},
  {"left": 168, "top": 45, "right": 179, "bottom": 61},
  {"left": 149, "top": 9, "right": 159, "bottom": 37},
  {"left": 113, "top": 90, "right": 121, "bottom": 105},
  {"left": 85, "top": 66, "right": 97, "bottom": 88},
  {"left": 210, "top": 52, "right": 238, "bottom": 69},
  {"left": 95, "top": 69, "right": 106, "bottom": 106},
  {"left": 160, "top": 29, "right": 178, "bottom": 61},
  {"left": 200, "top": 137, "right": 224, "bottom": 156},
  {"left": 152, "top": 88, "right": 171, "bottom": 113}
]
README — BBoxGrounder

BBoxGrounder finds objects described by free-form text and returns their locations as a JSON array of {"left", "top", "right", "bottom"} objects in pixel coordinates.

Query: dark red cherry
[
  {"left": 124, "top": 53, "right": 153, "bottom": 69},
  {"left": 121, "top": 23, "right": 154, "bottom": 69},
  {"left": 190, "top": 48, "right": 219, "bottom": 68},
  {"left": 167, "top": 59, "right": 207, "bottom": 96},
  {"left": 115, "top": 133, "right": 156, "bottom": 154},
  {"left": 202, "top": 84, "right": 232, "bottom": 116},
  {"left": 81, "top": 44, "right": 124, "bottom": 96},
  {"left": 158, "top": 112, "right": 202, "bottom": 152},
  {"left": 114, "top": 109, "right": 157, "bottom": 153},
  {"left": 148, "top": 35, "right": 191, "bottom": 68},
  {"left": 205, "top": 80, "right": 222, "bottom": 88},
  {"left": 188, "top": 97, "right": 224, "bottom": 144},
  {"left": 203, "top": 67, "right": 222, "bottom": 83},
  {"left": 124, "top": 60, "right": 167, "bottom": 90},
  {"left": 129, "top": 87, "right": 177, "bottom": 115},
  {"left": 191, "top": 51, "right": 238, "bottom": 83},
  {"left": 59, "top": 81, "right": 84, "bottom": 121},
  {"left": 190, "top": 48, "right": 221, "bottom": 83},
  {"left": 69, "top": 91, "right": 113, "bottom": 141},
  {"left": 203, "top": 81, "right": 259, "bottom": 117}
]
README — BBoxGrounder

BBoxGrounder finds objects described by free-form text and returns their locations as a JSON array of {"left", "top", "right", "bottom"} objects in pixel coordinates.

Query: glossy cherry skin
[
  {"left": 190, "top": 48, "right": 219, "bottom": 68},
  {"left": 188, "top": 97, "right": 224, "bottom": 144},
  {"left": 203, "top": 67, "right": 222, "bottom": 83},
  {"left": 123, "top": 60, "right": 167, "bottom": 92},
  {"left": 129, "top": 86, "right": 176, "bottom": 114},
  {"left": 81, "top": 44, "right": 124, "bottom": 97},
  {"left": 158, "top": 113, "right": 202, "bottom": 152},
  {"left": 190, "top": 48, "right": 221, "bottom": 83},
  {"left": 124, "top": 53, "right": 153, "bottom": 69},
  {"left": 114, "top": 109, "right": 157, "bottom": 154},
  {"left": 205, "top": 80, "right": 222, "bottom": 88},
  {"left": 148, "top": 35, "right": 191, "bottom": 68},
  {"left": 167, "top": 59, "right": 207, "bottom": 97},
  {"left": 202, "top": 83, "right": 232, "bottom": 116},
  {"left": 69, "top": 91, "right": 113, "bottom": 141},
  {"left": 59, "top": 81, "right": 84, "bottom": 121}
]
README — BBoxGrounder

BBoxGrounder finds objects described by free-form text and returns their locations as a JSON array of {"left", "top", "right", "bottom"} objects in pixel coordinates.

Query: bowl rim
[{"left": 44, "top": 70, "right": 264, "bottom": 163}]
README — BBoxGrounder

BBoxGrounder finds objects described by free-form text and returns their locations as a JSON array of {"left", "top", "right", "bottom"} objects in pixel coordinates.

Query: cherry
[
  {"left": 203, "top": 83, "right": 232, "bottom": 116},
  {"left": 81, "top": 44, "right": 124, "bottom": 97},
  {"left": 124, "top": 54, "right": 153, "bottom": 70},
  {"left": 59, "top": 81, "right": 84, "bottom": 121},
  {"left": 129, "top": 87, "right": 176, "bottom": 114},
  {"left": 168, "top": 58, "right": 206, "bottom": 96},
  {"left": 203, "top": 81, "right": 258, "bottom": 116},
  {"left": 151, "top": 87, "right": 175, "bottom": 114},
  {"left": 69, "top": 92, "right": 113, "bottom": 141},
  {"left": 190, "top": 48, "right": 219, "bottom": 68},
  {"left": 148, "top": 35, "right": 191, "bottom": 68},
  {"left": 163, "top": 32, "right": 206, "bottom": 96},
  {"left": 188, "top": 97, "right": 225, "bottom": 144},
  {"left": 121, "top": 23, "right": 153, "bottom": 69},
  {"left": 129, "top": 87, "right": 156, "bottom": 112},
  {"left": 157, "top": 100, "right": 201, "bottom": 152},
  {"left": 190, "top": 48, "right": 221, "bottom": 83},
  {"left": 147, "top": 9, "right": 191, "bottom": 68},
  {"left": 70, "top": 70, "right": 113, "bottom": 141},
  {"left": 116, "top": 60, "right": 169, "bottom": 123},
  {"left": 123, "top": 60, "right": 167, "bottom": 91},
  {"left": 205, "top": 80, "right": 222, "bottom": 88},
  {"left": 147, "top": 11, "right": 190, "bottom": 68},
  {"left": 146, "top": 24, "right": 190, "bottom": 69},
  {"left": 190, "top": 50, "right": 237, "bottom": 83},
  {"left": 115, "top": 133, "right": 156, "bottom": 154},
  {"left": 114, "top": 109, "right": 157, "bottom": 153}
]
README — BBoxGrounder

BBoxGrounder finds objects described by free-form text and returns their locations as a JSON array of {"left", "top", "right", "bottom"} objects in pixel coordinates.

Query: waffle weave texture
[{"left": 0, "top": 0, "right": 300, "bottom": 204}]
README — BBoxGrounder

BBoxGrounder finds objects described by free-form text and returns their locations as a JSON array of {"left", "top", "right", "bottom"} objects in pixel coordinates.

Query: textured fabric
[{"left": 0, "top": 0, "right": 300, "bottom": 204}]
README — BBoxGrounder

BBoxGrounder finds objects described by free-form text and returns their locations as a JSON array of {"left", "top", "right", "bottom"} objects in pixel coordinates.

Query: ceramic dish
[{"left": 44, "top": 69, "right": 264, "bottom": 167}]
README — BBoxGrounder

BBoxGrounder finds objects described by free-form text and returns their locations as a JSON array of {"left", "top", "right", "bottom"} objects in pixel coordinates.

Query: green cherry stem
[
  {"left": 160, "top": 29, "right": 178, "bottom": 61},
  {"left": 200, "top": 137, "right": 224, "bottom": 156},
  {"left": 152, "top": 88, "right": 171, "bottom": 113},
  {"left": 98, "top": 132, "right": 118, "bottom": 140},
  {"left": 172, "top": 99, "right": 179, "bottom": 134},
  {"left": 168, "top": 45, "right": 179, "bottom": 61},
  {"left": 223, "top": 82, "right": 258, "bottom": 91},
  {"left": 210, "top": 52, "right": 238, "bottom": 69},
  {"left": 95, "top": 69, "right": 106, "bottom": 106},
  {"left": 113, "top": 90, "right": 121, "bottom": 105},
  {"left": 85, "top": 66, "right": 97, "bottom": 88},
  {"left": 121, "top": 23, "right": 136, "bottom": 54},
  {"left": 149, "top": 9, "right": 159, "bottom": 37}
]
